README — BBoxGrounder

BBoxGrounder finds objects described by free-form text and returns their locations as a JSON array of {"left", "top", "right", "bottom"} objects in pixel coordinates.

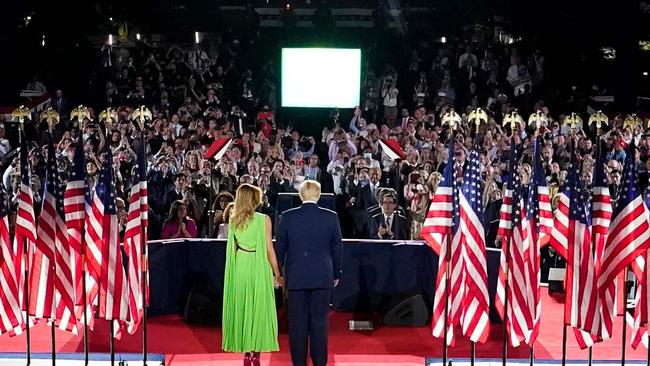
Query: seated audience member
[
  {"left": 217, "top": 202, "right": 234, "bottom": 239},
  {"left": 369, "top": 193, "right": 409, "bottom": 240},
  {"left": 161, "top": 200, "right": 198, "bottom": 239}
]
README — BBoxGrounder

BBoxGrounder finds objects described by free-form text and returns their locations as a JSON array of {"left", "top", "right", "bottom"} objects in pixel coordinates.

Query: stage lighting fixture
[
  {"left": 195, "top": 31, "right": 200, "bottom": 44},
  {"left": 41, "top": 35, "right": 45, "bottom": 47},
  {"left": 440, "top": 36, "right": 447, "bottom": 43},
  {"left": 644, "top": 71, "right": 649, "bottom": 76},
  {"left": 281, "top": 1, "right": 297, "bottom": 27},
  {"left": 136, "top": 33, "right": 141, "bottom": 41}
]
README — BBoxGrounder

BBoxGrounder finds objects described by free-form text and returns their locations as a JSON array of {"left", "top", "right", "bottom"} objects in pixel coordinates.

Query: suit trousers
[{"left": 288, "top": 289, "right": 331, "bottom": 366}]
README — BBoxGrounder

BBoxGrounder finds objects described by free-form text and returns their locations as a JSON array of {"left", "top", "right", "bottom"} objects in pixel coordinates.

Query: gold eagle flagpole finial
[
  {"left": 588, "top": 110, "right": 609, "bottom": 132},
  {"left": 503, "top": 110, "right": 524, "bottom": 132},
  {"left": 40, "top": 107, "right": 60, "bottom": 133},
  {"left": 623, "top": 113, "right": 642, "bottom": 131},
  {"left": 130, "top": 105, "right": 153, "bottom": 131},
  {"left": 71, "top": 105, "right": 92, "bottom": 131},
  {"left": 563, "top": 112, "right": 583, "bottom": 131},
  {"left": 468, "top": 107, "right": 489, "bottom": 133},
  {"left": 528, "top": 110, "right": 549, "bottom": 134},
  {"left": 441, "top": 109, "right": 462, "bottom": 131},
  {"left": 11, "top": 105, "right": 31, "bottom": 130}
]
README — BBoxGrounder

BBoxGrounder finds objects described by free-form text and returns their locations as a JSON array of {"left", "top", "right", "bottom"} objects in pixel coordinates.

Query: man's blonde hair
[{"left": 299, "top": 180, "right": 321, "bottom": 202}]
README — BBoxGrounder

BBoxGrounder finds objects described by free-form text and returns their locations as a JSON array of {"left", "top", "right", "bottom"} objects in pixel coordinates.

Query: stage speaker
[
  {"left": 184, "top": 285, "right": 220, "bottom": 326},
  {"left": 381, "top": 294, "right": 428, "bottom": 327}
]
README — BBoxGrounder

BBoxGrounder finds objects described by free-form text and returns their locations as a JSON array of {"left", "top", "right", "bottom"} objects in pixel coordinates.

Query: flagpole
[
  {"left": 24, "top": 234, "right": 31, "bottom": 366},
  {"left": 621, "top": 269, "right": 628, "bottom": 366},
  {"left": 76, "top": 108, "right": 91, "bottom": 366},
  {"left": 18, "top": 120, "right": 32, "bottom": 366},
  {"left": 502, "top": 234, "right": 513, "bottom": 366},
  {"left": 140, "top": 127, "right": 149, "bottom": 366},
  {"left": 442, "top": 236, "right": 450, "bottom": 366},
  {"left": 530, "top": 345, "right": 534, "bottom": 366},
  {"left": 82, "top": 255, "right": 89, "bottom": 366},
  {"left": 110, "top": 321, "right": 115, "bottom": 366},
  {"left": 470, "top": 341, "right": 476, "bottom": 366},
  {"left": 440, "top": 126, "right": 457, "bottom": 366},
  {"left": 561, "top": 324, "right": 567, "bottom": 366},
  {"left": 51, "top": 321, "right": 56, "bottom": 366}
]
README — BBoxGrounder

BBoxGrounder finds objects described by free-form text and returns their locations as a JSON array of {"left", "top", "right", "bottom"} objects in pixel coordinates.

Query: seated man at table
[{"left": 369, "top": 192, "right": 408, "bottom": 240}]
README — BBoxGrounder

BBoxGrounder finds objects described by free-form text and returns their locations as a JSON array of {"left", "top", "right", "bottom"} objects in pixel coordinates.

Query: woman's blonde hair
[{"left": 230, "top": 183, "right": 262, "bottom": 230}]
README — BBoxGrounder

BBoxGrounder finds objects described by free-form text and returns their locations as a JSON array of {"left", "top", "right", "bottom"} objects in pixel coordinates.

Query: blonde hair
[
  {"left": 230, "top": 184, "right": 262, "bottom": 230},
  {"left": 299, "top": 180, "right": 321, "bottom": 202}
]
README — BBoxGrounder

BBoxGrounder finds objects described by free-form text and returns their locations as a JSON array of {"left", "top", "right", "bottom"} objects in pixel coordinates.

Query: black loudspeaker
[
  {"left": 184, "top": 287, "right": 220, "bottom": 325},
  {"left": 381, "top": 294, "right": 429, "bottom": 327}
]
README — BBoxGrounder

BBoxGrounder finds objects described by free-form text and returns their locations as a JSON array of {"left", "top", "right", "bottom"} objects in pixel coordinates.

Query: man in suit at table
[
  {"left": 276, "top": 180, "right": 343, "bottom": 366},
  {"left": 368, "top": 192, "right": 409, "bottom": 240}
]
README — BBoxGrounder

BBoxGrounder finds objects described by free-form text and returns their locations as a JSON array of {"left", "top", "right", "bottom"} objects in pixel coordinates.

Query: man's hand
[{"left": 378, "top": 225, "right": 388, "bottom": 237}]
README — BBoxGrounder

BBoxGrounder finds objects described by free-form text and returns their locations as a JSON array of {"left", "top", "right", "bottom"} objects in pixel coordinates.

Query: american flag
[
  {"left": 522, "top": 138, "right": 552, "bottom": 344},
  {"left": 14, "top": 132, "right": 37, "bottom": 321},
  {"left": 96, "top": 143, "right": 130, "bottom": 323},
  {"left": 422, "top": 136, "right": 464, "bottom": 346},
  {"left": 0, "top": 184, "right": 24, "bottom": 335},
  {"left": 630, "top": 187, "right": 650, "bottom": 349},
  {"left": 550, "top": 145, "right": 599, "bottom": 349},
  {"left": 119, "top": 135, "right": 149, "bottom": 336},
  {"left": 64, "top": 139, "right": 86, "bottom": 303},
  {"left": 591, "top": 144, "right": 615, "bottom": 340},
  {"left": 51, "top": 153, "right": 78, "bottom": 333},
  {"left": 597, "top": 140, "right": 650, "bottom": 332},
  {"left": 28, "top": 145, "right": 58, "bottom": 321},
  {"left": 495, "top": 140, "right": 534, "bottom": 347},
  {"left": 459, "top": 148, "right": 490, "bottom": 343}
]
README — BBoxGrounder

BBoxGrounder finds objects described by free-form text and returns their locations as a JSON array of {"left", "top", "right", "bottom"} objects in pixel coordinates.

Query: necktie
[{"left": 386, "top": 216, "right": 392, "bottom": 234}]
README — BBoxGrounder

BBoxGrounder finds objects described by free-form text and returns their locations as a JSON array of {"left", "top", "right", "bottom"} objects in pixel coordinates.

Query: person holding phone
[{"left": 369, "top": 192, "right": 409, "bottom": 240}]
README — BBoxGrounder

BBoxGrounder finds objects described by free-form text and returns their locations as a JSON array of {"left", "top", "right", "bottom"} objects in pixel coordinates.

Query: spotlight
[
  {"left": 440, "top": 36, "right": 447, "bottom": 43},
  {"left": 41, "top": 34, "right": 45, "bottom": 47},
  {"left": 195, "top": 31, "right": 200, "bottom": 44},
  {"left": 644, "top": 71, "right": 649, "bottom": 76},
  {"left": 136, "top": 33, "right": 141, "bottom": 41},
  {"left": 108, "top": 34, "right": 114, "bottom": 45},
  {"left": 281, "top": 1, "right": 296, "bottom": 27}
]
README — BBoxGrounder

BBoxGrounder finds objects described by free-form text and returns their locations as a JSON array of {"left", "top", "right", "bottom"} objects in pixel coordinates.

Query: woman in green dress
[{"left": 222, "top": 183, "right": 283, "bottom": 366}]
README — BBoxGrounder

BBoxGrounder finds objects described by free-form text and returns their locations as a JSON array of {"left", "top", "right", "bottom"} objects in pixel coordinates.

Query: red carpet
[{"left": 0, "top": 292, "right": 646, "bottom": 365}]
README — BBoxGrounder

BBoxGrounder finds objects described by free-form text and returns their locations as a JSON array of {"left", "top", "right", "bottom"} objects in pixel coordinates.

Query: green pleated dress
[{"left": 222, "top": 212, "right": 279, "bottom": 353}]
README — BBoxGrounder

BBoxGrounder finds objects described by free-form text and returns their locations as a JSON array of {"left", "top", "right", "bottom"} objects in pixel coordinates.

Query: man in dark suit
[
  {"left": 51, "top": 89, "right": 69, "bottom": 119},
  {"left": 276, "top": 181, "right": 343, "bottom": 366},
  {"left": 368, "top": 193, "right": 409, "bottom": 240}
]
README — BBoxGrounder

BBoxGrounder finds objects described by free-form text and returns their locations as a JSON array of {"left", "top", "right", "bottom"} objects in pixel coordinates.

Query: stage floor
[{"left": 0, "top": 292, "right": 646, "bottom": 365}]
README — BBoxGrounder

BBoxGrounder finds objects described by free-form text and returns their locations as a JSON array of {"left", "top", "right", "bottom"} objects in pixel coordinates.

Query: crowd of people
[{"left": 1, "top": 30, "right": 645, "bottom": 269}]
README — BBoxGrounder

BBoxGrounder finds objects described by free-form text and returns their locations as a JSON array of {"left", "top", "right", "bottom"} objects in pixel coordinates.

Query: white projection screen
[{"left": 281, "top": 48, "right": 361, "bottom": 108}]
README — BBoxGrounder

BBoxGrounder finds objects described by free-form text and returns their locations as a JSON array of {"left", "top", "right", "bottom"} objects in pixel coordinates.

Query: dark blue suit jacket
[{"left": 276, "top": 202, "right": 343, "bottom": 290}]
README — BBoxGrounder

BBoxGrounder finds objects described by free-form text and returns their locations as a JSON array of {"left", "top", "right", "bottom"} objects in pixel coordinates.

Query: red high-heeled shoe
[
  {"left": 244, "top": 353, "right": 252, "bottom": 366},
  {"left": 251, "top": 352, "right": 261, "bottom": 366}
]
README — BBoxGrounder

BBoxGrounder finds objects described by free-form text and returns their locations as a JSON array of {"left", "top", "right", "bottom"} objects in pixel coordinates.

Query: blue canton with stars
[
  {"left": 565, "top": 143, "right": 589, "bottom": 225},
  {"left": 441, "top": 136, "right": 460, "bottom": 232},
  {"left": 507, "top": 139, "right": 523, "bottom": 228},
  {"left": 43, "top": 143, "right": 60, "bottom": 216},
  {"left": 20, "top": 131, "right": 31, "bottom": 187},
  {"left": 95, "top": 142, "right": 118, "bottom": 215},
  {"left": 615, "top": 140, "right": 641, "bottom": 216},
  {"left": 461, "top": 149, "right": 484, "bottom": 222},
  {"left": 0, "top": 182, "right": 8, "bottom": 219},
  {"left": 527, "top": 138, "right": 546, "bottom": 226}
]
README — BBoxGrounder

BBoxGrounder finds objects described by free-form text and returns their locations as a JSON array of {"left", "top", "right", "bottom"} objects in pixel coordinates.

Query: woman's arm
[
  {"left": 265, "top": 216, "right": 282, "bottom": 280},
  {"left": 186, "top": 219, "right": 198, "bottom": 238}
]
